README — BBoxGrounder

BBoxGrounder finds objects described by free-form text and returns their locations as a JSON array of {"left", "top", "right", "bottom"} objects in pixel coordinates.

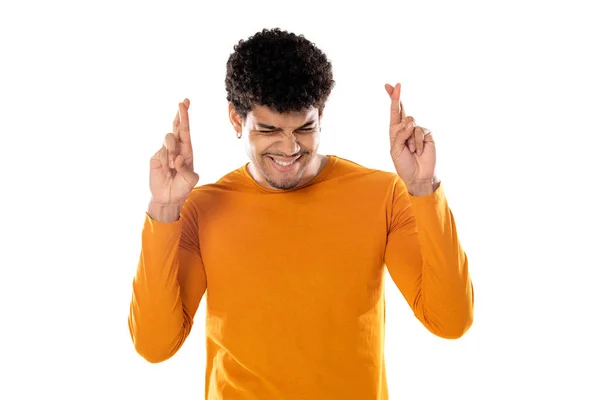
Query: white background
[{"left": 1, "top": 0, "right": 599, "bottom": 399}]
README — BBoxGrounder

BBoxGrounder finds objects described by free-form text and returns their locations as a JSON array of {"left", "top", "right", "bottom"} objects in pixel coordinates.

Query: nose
[{"left": 280, "top": 131, "right": 301, "bottom": 155}]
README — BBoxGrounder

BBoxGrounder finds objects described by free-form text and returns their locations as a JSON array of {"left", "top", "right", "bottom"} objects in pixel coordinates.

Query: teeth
[{"left": 273, "top": 158, "right": 296, "bottom": 166}]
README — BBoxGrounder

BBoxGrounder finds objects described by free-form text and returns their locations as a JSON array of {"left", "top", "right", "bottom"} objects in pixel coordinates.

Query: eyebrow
[{"left": 256, "top": 120, "right": 316, "bottom": 130}]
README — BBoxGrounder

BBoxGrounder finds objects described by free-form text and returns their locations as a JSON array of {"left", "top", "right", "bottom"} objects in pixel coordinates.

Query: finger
[
  {"left": 389, "top": 83, "right": 402, "bottom": 126},
  {"left": 390, "top": 113, "right": 406, "bottom": 145},
  {"left": 174, "top": 154, "right": 200, "bottom": 187},
  {"left": 407, "top": 132, "right": 416, "bottom": 154},
  {"left": 414, "top": 126, "right": 425, "bottom": 155},
  {"left": 390, "top": 131, "right": 408, "bottom": 160},
  {"left": 393, "top": 116, "right": 415, "bottom": 143},
  {"left": 151, "top": 146, "right": 170, "bottom": 176},
  {"left": 164, "top": 133, "right": 178, "bottom": 169},
  {"left": 390, "top": 123, "right": 412, "bottom": 160},
  {"left": 159, "top": 146, "right": 169, "bottom": 174},
  {"left": 173, "top": 100, "right": 189, "bottom": 140},
  {"left": 423, "top": 129, "right": 435, "bottom": 148},
  {"left": 423, "top": 128, "right": 434, "bottom": 142},
  {"left": 385, "top": 83, "right": 394, "bottom": 97},
  {"left": 178, "top": 101, "right": 191, "bottom": 144}
]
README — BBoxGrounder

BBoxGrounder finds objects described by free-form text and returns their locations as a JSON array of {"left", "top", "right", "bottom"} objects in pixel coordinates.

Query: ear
[
  {"left": 228, "top": 103, "right": 243, "bottom": 134},
  {"left": 318, "top": 110, "right": 324, "bottom": 130}
]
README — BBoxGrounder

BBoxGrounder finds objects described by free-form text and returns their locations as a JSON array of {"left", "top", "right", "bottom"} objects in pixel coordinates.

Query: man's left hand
[{"left": 385, "top": 83, "right": 437, "bottom": 196}]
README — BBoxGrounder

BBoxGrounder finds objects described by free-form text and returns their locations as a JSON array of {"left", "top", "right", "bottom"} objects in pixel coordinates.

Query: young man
[{"left": 129, "top": 28, "right": 474, "bottom": 399}]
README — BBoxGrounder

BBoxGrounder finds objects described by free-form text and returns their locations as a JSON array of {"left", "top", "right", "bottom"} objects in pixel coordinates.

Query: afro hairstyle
[{"left": 225, "top": 28, "right": 335, "bottom": 121}]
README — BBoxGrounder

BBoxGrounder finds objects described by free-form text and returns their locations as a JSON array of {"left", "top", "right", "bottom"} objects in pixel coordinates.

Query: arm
[
  {"left": 128, "top": 197, "right": 207, "bottom": 362},
  {"left": 384, "top": 177, "right": 474, "bottom": 339}
]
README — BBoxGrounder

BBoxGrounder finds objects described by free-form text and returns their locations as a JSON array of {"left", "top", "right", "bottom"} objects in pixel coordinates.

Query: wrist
[
  {"left": 407, "top": 177, "right": 440, "bottom": 196},
  {"left": 147, "top": 200, "right": 182, "bottom": 223}
]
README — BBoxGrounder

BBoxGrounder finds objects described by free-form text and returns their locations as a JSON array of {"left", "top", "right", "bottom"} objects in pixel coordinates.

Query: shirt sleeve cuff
[
  {"left": 143, "top": 212, "right": 181, "bottom": 237},
  {"left": 408, "top": 181, "right": 446, "bottom": 211}
]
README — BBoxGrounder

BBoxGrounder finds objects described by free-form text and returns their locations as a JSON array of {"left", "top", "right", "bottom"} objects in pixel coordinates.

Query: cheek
[
  {"left": 245, "top": 136, "right": 264, "bottom": 155},
  {"left": 250, "top": 138, "right": 278, "bottom": 159},
  {"left": 300, "top": 134, "right": 319, "bottom": 151}
]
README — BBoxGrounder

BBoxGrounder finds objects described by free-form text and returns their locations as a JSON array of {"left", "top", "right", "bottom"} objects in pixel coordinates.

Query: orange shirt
[{"left": 128, "top": 156, "right": 474, "bottom": 399}]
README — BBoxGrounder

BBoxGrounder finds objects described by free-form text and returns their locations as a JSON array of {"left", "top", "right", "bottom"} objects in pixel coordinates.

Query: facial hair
[{"left": 260, "top": 151, "right": 311, "bottom": 190}]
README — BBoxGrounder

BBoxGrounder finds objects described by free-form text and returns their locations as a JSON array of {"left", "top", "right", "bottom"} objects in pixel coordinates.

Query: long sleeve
[
  {"left": 384, "top": 177, "right": 474, "bottom": 339},
  {"left": 128, "top": 197, "right": 207, "bottom": 363}
]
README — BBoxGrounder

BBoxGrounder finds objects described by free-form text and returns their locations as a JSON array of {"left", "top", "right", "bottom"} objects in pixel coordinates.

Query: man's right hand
[{"left": 148, "top": 99, "right": 200, "bottom": 222}]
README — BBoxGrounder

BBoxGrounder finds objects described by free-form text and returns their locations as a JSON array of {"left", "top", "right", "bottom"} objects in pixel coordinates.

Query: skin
[
  {"left": 228, "top": 103, "right": 328, "bottom": 191},
  {"left": 147, "top": 82, "right": 438, "bottom": 222},
  {"left": 148, "top": 99, "right": 199, "bottom": 222},
  {"left": 385, "top": 82, "right": 439, "bottom": 196}
]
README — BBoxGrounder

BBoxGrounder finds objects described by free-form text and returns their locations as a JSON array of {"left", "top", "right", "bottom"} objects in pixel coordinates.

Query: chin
[{"left": 261, "top": 153, "right": 311, "bottom": 190}]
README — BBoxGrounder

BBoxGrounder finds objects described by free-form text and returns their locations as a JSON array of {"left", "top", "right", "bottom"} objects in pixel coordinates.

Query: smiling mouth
[
  {"left": 271, "top": 157, "right": 298, "bottom": 167},
  {"left": 266, "top": 154, "right": 303, "bottom": 170}
]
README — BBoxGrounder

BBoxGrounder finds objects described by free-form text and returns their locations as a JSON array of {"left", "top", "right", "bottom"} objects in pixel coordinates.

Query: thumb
[{"left": 174, "top": 155, "right": 199, "bottom": 187}]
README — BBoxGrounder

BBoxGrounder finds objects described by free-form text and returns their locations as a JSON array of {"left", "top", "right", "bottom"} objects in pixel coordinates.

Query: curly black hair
[{"left": 225, "top": 28, "right": 335, "bottom": 121}]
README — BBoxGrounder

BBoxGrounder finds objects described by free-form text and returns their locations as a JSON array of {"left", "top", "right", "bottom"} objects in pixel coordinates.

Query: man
[{"left": 128, "top": 28, "right": 474, "bottom": 399}]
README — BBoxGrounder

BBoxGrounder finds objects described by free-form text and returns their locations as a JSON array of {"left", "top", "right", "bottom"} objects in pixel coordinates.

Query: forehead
[{"left": 248, "top": 105, "right": 318, "bottom": 126}]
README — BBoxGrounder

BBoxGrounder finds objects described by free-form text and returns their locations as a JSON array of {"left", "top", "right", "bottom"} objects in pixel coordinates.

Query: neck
[{"left": 302, "top": 153, "right": 328, "bottom": 183}]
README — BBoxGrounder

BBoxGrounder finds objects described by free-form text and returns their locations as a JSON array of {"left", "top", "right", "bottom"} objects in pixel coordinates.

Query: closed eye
[{"left": 258, "top": 127, "right": 315, "bottom": 133}]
